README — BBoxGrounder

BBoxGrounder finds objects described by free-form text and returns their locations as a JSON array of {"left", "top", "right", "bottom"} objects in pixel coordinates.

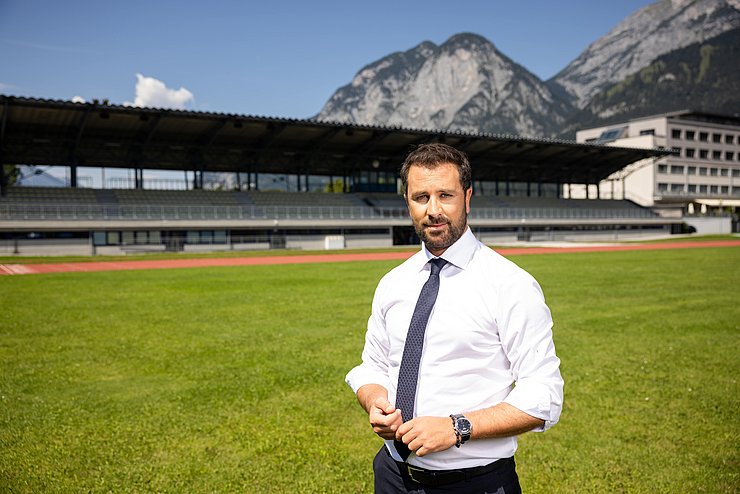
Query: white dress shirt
[{"left": 345, "top": 227, "right": 564, "bottom": 470}]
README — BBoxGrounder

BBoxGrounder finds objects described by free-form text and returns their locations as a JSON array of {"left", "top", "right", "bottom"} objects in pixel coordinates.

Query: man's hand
[
  {"left": 395, "top": 416, "right": 457, "bottom": 457},
  {"left": 368, "top": 398, "right": 403, "bottom": 440}
]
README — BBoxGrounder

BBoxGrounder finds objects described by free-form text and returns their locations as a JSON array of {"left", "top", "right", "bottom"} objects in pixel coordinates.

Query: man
[{"left": 345, "top": 143, "right": 564, "bottom": 493}]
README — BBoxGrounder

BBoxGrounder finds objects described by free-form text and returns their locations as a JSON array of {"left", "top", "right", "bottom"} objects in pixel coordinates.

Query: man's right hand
[{"left": 368, "top": 398, "right": 403, "bottom": 440}]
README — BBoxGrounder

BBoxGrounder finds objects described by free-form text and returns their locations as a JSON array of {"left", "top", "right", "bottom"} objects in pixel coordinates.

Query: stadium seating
[{"left": 0, "top": 186, "right": 657, "bottom": 222}]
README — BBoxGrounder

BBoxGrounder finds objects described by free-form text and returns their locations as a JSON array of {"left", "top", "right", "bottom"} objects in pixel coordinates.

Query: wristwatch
[{"left": 450, "top": 414, "right": 472, "bottom": 447}]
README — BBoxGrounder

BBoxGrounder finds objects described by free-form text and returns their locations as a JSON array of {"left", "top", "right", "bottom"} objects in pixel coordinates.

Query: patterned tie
[{"left": 394, "top": 257, "right": 448, "bottom": 460}]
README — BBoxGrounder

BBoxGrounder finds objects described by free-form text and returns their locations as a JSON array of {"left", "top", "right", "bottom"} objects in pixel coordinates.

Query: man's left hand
[{"left": 395, "top": 416, "right": 458, "bottom": 457}]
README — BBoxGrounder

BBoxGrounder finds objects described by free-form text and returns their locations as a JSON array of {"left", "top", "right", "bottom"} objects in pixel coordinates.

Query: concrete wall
[
  {"left": 684, "top": 216, "right": 733, "bottom": 234},
  {"left": 0, "top": 238, "right": 93, "bottom": 256}
]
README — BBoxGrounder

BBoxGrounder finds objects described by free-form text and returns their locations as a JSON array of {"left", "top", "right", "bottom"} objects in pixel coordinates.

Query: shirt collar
[{"left": 420, "top": 226, "right": 478, "bottom": 271}]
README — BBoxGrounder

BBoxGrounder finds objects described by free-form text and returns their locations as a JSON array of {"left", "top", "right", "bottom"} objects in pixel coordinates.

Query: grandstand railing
[{"left": 0, "top": 202, "right": 659, "bottom": 221}]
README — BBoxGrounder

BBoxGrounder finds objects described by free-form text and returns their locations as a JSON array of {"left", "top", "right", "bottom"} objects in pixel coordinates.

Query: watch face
[{"left": 456, "top": 417, "right": 472, "bottom": 435}]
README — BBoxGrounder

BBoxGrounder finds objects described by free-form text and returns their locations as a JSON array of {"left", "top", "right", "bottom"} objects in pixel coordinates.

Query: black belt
[{"left": 393, "top": 453, "right": 514, "bottom": 487}]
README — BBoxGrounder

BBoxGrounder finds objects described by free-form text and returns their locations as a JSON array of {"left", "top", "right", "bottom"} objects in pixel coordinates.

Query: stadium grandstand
[{"left": 0, "top": 96, "right": 678, "bottom": 255}]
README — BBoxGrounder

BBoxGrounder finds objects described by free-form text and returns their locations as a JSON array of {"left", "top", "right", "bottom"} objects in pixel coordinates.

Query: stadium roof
[{"left": 0, "top": 95, "right": 672, "bottom": 185}]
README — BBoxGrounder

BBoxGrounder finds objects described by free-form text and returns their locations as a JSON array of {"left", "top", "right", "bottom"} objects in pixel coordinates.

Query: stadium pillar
[
  {"left": 135, "top": 168, "right": 143, "bottom": 189},
  {"left": 70, "top": 165, "right": 78, "bottom": 188}
]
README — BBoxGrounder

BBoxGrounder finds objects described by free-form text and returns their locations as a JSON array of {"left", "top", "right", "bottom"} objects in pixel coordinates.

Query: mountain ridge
[{"left": 316, "top": 0, "right": 740, "bottom": 138}]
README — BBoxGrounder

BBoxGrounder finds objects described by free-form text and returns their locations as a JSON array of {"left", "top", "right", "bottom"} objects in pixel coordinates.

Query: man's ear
[{"left": 465, "top": 188, "right": 473, "bottom": 214}]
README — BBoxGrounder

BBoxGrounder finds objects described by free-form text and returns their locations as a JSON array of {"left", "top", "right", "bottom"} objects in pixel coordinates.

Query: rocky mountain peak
[
  {"left": 548, "top": 0, "right": 740, "bottom": 108},
  {"left": 316, "top": 33, "right": 574, "bottom": 137},
  {"left": 315, "top": 0, "right": 739, "bottom": 139}
]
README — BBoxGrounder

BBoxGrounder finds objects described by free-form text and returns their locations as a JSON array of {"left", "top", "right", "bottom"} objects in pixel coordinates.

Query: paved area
[{"left": 1, "top": 240, "right": 739, "bottom": 275}]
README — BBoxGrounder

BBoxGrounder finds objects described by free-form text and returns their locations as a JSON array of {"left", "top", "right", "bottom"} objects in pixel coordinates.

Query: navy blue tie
[{"left": 394, "top": 257, "right": 448, "bottom": 460}]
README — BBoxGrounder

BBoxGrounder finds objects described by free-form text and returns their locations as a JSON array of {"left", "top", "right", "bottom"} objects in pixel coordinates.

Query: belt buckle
[{"left": 406, "top": 465, "right": 426, "bottom": 484}]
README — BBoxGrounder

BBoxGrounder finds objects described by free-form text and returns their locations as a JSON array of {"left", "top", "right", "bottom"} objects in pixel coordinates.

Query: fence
[{"left": 0, "top": 202, "right": 659, "bottom": 222}]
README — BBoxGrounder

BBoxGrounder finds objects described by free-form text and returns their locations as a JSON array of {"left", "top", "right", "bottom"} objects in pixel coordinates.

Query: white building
[{"left": 574, "top": 111, "right": 739, "bottom": 233}]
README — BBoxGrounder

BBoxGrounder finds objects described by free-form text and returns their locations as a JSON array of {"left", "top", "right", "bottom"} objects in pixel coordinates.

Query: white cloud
[
  {"left": 71, "top": 95, "right": 86, "bottom": 103},
  {"left": 124, "top": 73, "right": 194, "bottom": 109}
]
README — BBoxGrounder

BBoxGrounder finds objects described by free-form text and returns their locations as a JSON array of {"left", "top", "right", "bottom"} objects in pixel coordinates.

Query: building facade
[{"left": 575, "top": 111, "right": 740, "bottom": 231}]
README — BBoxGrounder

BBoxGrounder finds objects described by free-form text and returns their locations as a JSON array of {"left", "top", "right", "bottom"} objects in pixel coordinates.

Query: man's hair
[{"left": 400, "top": 143, "right": 472, "bottom": 194}]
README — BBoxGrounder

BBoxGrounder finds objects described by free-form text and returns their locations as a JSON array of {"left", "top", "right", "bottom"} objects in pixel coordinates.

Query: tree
[{"left": 324, "top": 178, "right": 344, "bottom": 193}]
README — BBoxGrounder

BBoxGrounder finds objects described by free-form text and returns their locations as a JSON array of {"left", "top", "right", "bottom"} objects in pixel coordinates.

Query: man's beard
[{"left": 414, "top": 212, "right": 467, "bottom": 253}]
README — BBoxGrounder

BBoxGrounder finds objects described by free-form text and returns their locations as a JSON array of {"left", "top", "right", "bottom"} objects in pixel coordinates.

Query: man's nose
[{"left": 427, "top": 196, "right": 443, "bottom": 215}]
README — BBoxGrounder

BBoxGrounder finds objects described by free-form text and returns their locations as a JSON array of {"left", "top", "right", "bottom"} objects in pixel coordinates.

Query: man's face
[{"left": 404, "top": 163, "right": 472, "bottom": 256}]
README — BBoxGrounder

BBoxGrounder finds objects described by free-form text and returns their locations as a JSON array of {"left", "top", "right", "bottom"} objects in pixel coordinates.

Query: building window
[
  {"left": 720, "top": 168, "right": 728, "bottom": 177},
  {"left": 699, "top": 167, "right": 708, "bottom": 176},
  {"left": 670, "top": 165, "right": 684, "bottom": 174},
  {"left": 639, "top": 129, "right": 655, "bottom": 136},
  {"left": 712, "top": 133, "right": 722, "bottom": 143},
  {"left": 688, "top": 184, "right": 697, "bottom": 193},
  {"left": 726, "top": 134, "right": 735, "bottom": 145},
  {"left": 686, "top": 130, "right": 695, "bottom": 140},
  {"left": 686, "top": 148, "right": 695, "bottom": 158},
  {"left": 713, "top": 150, "right": 722, "bottom": 160},
  {"left": 670, "top": 184, "right": 684, "bottom": 193},
  {"left": 699, "top": 185, "right": 708, "bottom": 193},
  {"left": 672, "top": 129, "right": 682, "bottom": 139},
  {"left": 658, "top": 164, "right": 668, "bottom": 173},
  {"left": 596, "top": 127, "right": 628, "bottom": 142},
  {"left": 721, "top": 186, "right": 729, "bottom": 194},
  {"left": 733, "top": 187, "right": 740, "bottom": 196},
  {"left": 699, "top": 149, "right": 709, "bottom": 159},
  {"left": 710, "top": 168, "right": 718, "bottom": 176},
  {"left": 710, "top": 185, "right": 719, "bottom": 194},
  {"left": 733, "top": 169, "right": 740, "bottom": 178},
  {"left": 658, "top": 183, "right": 668, "bottom": 192},
  {"left": 727, "top": 152, "right": 735, "bottom": 161},
  {"left": 699, "top": 132, "right": 708, "bottom": 142},
  {"left": 688, "top": 166, "right": 696, "bottom": 175}
]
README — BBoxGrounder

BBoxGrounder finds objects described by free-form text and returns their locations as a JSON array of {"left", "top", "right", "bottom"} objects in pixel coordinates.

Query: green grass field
[{"left": 1, "top": 246, "right": 738, "bottom": 493}]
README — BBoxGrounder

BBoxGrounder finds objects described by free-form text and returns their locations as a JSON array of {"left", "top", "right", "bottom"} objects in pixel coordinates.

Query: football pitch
[{"left": 1, "top": 246, "right": 738, "bottom": 493}]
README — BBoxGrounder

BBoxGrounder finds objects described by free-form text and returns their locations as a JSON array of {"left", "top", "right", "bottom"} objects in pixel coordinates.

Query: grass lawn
[{"left": 1, "top": 246, "right": 738, "bottom": 492}]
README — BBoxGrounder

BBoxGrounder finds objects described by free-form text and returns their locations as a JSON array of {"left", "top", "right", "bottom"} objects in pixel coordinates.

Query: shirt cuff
[
  {"left": 345, "top": 365, "right": 391, "bottom": 395},
  {"left": 503, "top": 379, "right": 563, "bottom": 432}
]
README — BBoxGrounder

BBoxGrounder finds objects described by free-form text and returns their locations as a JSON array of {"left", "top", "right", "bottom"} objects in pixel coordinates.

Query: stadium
[
  {"left": 0, "top": 95, "right": 680, "bottom": 256},
  {"left": 1, "top": 94, "right": 738, "bottom": 493}
]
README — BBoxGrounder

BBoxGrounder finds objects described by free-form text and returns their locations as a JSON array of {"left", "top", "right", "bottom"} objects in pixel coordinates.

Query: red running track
[{"left": 1, "top": 240, "right": 739, "bottom": 276}]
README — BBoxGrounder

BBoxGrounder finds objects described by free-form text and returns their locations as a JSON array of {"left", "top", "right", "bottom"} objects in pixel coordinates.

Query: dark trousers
[{"left": 373, "top": 447, "right": 522, "bottom": 494}]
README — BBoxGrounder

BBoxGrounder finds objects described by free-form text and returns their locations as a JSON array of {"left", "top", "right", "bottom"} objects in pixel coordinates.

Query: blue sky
[{"left": 1, "top": 0, "right": 652, "bottom": 119}]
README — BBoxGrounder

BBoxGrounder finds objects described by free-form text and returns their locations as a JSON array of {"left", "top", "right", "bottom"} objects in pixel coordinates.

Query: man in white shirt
[{"left": 345, "top": 143, "right": 564, "bottom": 493}]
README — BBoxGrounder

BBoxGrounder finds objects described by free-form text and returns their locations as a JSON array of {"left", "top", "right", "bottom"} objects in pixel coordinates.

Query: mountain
[
  {"left": 315, "top": 0, "right": 740, "bottom": 139},
  {"left": 316, "top": 33, "right": 575, "bottom": 138},
  {"left": 560, "top": 27, "right": 740, "bottom": 135},
  {"left": 547, "top": 0, "right": 740, "bottom": 109}
]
